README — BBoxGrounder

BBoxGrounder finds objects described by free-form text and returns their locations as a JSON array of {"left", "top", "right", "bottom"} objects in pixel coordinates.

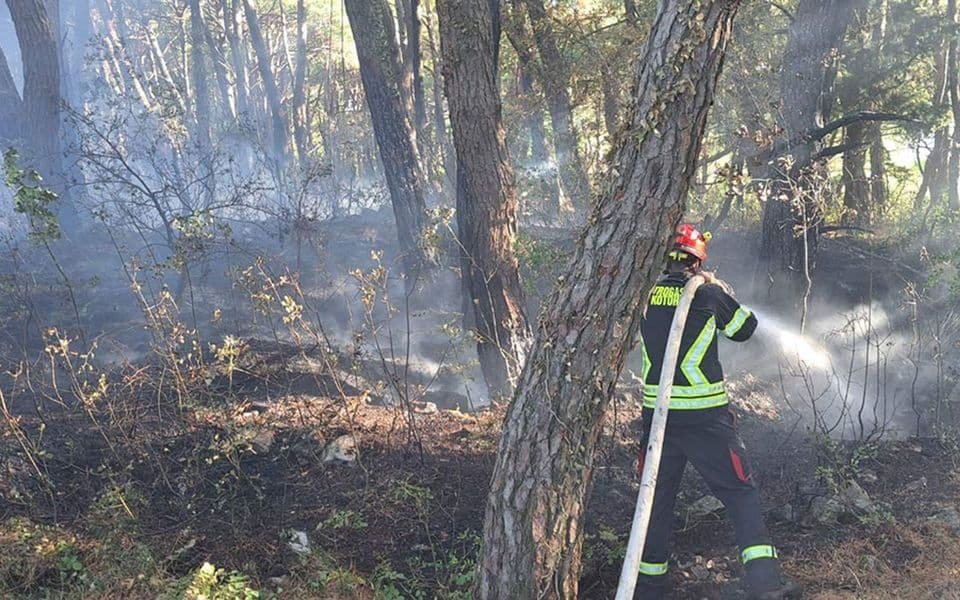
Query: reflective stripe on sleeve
[
  {"left": 681, "top": 317, "right": 716, "bottom": 385},
  {"left": 639, "top": 335, "right": 652, "bottom": 382},
  {"left": 638, "top": 560, "right": 669, "bottom": 576},
  {"left": 723, "top": 306, "right": 752, "bottom": 337},
  {"left": 741, "top": 545, "right": 778, "bottom": 563}
]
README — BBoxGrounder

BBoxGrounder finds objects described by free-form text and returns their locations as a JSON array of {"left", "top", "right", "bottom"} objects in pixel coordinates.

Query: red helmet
[{"left": 672, "top": 224, "right": 710, "bottom": 262}]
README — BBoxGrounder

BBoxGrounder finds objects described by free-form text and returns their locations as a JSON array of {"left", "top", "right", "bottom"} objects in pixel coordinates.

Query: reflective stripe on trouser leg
[
  {"left": 638, "top": 561, "right": 668, "bottom": 576},
  {"left": 742, "top": 545, "right": 778, "bottom": 563}
]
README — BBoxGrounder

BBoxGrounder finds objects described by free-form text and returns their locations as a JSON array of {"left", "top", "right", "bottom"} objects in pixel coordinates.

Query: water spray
[{"left": 750, "top": 308, "right": 832, "bottom": 372}]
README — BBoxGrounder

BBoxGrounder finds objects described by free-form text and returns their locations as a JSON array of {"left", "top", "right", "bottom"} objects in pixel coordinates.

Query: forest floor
[
  {"left": 1, "top": 223, "right": 957, "bottom": 598},
  {"left": 2, "top": 350, "right": 960, "bottom": 600}
]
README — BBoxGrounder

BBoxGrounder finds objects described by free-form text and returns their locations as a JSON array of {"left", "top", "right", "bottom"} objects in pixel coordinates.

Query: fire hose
[{"left": 615, "top": 274, "right": 705, "bottom": 599}]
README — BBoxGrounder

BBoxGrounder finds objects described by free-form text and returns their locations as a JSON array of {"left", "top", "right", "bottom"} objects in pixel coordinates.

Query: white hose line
[{"left": 615, "top": 274, "right": 705, "bottom": 600}]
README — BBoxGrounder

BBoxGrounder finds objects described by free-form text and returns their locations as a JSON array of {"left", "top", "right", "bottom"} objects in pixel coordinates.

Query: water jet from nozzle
[{"left": 751, "top": 308, "right": 832, "bottom": 372}]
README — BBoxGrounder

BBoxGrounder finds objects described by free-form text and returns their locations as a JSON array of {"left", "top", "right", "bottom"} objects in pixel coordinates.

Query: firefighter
[{"left": 634, "top": 224, "right": 799, "bottom": 599}]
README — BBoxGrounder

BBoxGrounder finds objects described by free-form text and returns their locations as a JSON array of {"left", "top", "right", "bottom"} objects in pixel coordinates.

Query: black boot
[{"left": 748, "top": 578, "right": 802, "bottom": 599}]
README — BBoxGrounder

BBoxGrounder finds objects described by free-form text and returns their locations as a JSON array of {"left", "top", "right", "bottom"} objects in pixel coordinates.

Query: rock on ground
[{"left": 323, "top": 434, "right": 359, "bottom": 464}]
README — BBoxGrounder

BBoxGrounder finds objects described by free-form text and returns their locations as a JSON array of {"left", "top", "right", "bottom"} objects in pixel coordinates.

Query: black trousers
[{"left": 635, "top": 406, "right": 781, "bottom": 598}]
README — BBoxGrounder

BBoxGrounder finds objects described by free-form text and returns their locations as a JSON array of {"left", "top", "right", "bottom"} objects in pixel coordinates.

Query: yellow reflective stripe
[
  {"left": 741, "top": 545, "right": 778, "bottom": 563},
  {"left": 643, "top": 393, "right": 728, "bottom": 410},
  {"left": 638, "top": 561, "right": 668, "bottom": 576},
  {"left": 643, "top": 382, "right": 726, "bottom": 398},
  {"left": 723, "top": 307, "right": 752, "bottom": 337},
  {"left": 639, "top": 335, "right": 652, "bottom": 382},
  {"left": 681, "top": 317, "right": 715, "bottom": 385}
]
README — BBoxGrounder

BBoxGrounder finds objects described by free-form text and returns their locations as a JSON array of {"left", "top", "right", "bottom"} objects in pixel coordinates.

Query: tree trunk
[
  {"left": 344, "top": 0, "right": 432, "bottom": 282},
  {"left": 601, "top": 66, "right": 621, "bottom": 139},
  {"left": 868, "top": 124, "right": 887, "bottom": 213},
  {"left": 0, "top": 46, "right": 22, "bottom": 143},
  {"left": 242, "top": 0, "right": 288, "bottom": 163},
  {"left": 841, "top": 120, "right": 869, "bottom": 223},
  {"left": 757, "top": 0, "right": 856, "bottom": 306},
  {"left": 201, "top": 4, "right": 236, "bottom": 121},
  {"left": 6, "top": 0, "right": 65, "bottom": 201},
  {"left": 505, "top": 4, "right": 560, "bottom": 221},
  {"left": 422, "top": 5, "right": 451, "bottom": 180},
  {"left": 437, "top": 0, "right": 532, "bottom": 400},
  {"left": 101, "top": 0, "right": 154, "bottom": 110},
  {"left": 292, "top": 0, "right": 310, "bottom": 173},
  {"left": 947, "top": 0, "right": 960, "bottom": 210},
  {"left": 477, "top": 0, "right": 739, "bottom": 595},
  {"left": 188, "top": 0, "right": 215, "bottom": 203},
  {"left": 72, "top": 0, "right": 91, "bottom": 81},
  {"left": 504, "top": 1, "right": 560, "bottom": 218},
  {"left": 523, "top": 0, "right": 591, "bottom": 212},
  {"left": 917, "top": 40, "right": 950, "bottom": 211},
  {"left": 403, "top": 0, "right": 428, "bottom": 156},
  {"left": 226, "top": 0, "right": 249, "bottom": 119}
]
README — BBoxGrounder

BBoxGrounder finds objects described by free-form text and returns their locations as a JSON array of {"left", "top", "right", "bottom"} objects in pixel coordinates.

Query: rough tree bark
[
  {"left": 757, "top": 0, "right": 856, "bottom": 306},
  {"left": 344, "top": 0, "right": 432, "bottom": 281},
  {"left": 476, "top": 0, "right": 740, "bottom": 596},
  {"left": 522, "top": 0, "right": 591, "bottom": 212},
  {"left": 436, "top": 0, "right": 532, "bottom": 400}
]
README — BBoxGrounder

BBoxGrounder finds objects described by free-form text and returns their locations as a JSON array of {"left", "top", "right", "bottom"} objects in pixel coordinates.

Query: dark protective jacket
[{"left": 638, "top": 271, "right": 757, "bottom": 410}]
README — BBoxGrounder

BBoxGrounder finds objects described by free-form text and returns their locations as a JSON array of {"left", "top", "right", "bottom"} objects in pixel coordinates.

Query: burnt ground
[
  {"left": 2, "top": 351, "right": 960, "bottom": 600},
  {"left": 1, "top": 225, "right": 957, "bottom": 598}
]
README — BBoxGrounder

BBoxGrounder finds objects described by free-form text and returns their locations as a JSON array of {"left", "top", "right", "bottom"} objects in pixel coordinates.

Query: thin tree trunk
[
  {"left": 145, "top": 24, "right": 186, "bottom": 112},
  {"left": 226, "top": 0, "right": 249, "bottom": 119},
  {"left": 242, "top": 0, "right": 288, "bottom": 163},
  {"left": 504, "top": 1, "right": 560, "bottom": 217},
  {"left": 201, "top": 3, "right": 236, "bottom": 121},
  {"left": 523, "top": 0, "right": 591, "bottom": 212},
  {"left": 916, "top": 13, "right": 951, "bottom": 211},
  {"left": 477, "top": 0, "right": 740, "bottom": 595},
  {"left": 869, "top": 124, "right": 887, "bottom": 213},
  {"left": 601, "top": 67, "right": 620, "bottom": 139},
  {"left": 344, "top": 0, "right": 432, "bottom": 282},
  {"left": 403, "top": 0, "right": 427, "bottom": 157},
  {"left": 72, "top": 0, "right": 91, "bottom": 80},
  {"left": 292, "top": 0, "right": 310, "bottom": 173},
  {"left": 437, "top": 0, "right": 532, "bottom": 400},
  {"left": 188, "top": 0, "right": 215, "bottom": 204},
  {"left": 0, "top": 46, "right": 23, "bottom": 143},
  {"left": 947, "top": 0, "right": 960, "bottom": 210},
  {"left": 103, "top": 0, "right": 155, "bottom": 110},
  {"left": 422, "top": 6, "right": 452, "bottom": 186}
]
